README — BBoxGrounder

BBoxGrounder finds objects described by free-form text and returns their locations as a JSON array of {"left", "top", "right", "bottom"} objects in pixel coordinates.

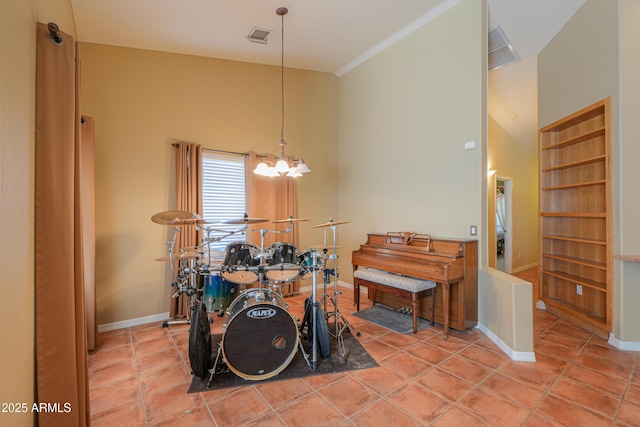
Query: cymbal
[
  {"left": 151, "top": 210, "right": 201, "bottom": 225},
  {"left": 154, "top": 252, "right": 199, "bottom": 262},
  {"left": 312, "top": 220, "right": 350, "bottom": 228},
  {"left": 223, "top": 217, "right": 269, "bottom": 224},
  {"left": 167, "top": 218, "right": 208, "bottom": 226},
  {"left": 310, "top": 244, "right": 341, "bottom": 250},
  {"left": 272, "top": 218, "right": 310, "bottom": 223}
]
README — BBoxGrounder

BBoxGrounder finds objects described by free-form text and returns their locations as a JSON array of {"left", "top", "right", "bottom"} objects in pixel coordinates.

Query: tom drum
[
  {"left": 201, "top": 271, "right": 237, "bottom": 313},
  {"left": 266, "top": 242, "right": 299, "bottom": 282},
  {"left": 221, "top": 241, "right": 260, "bottom": 285},
  {"left": 297, "top": 248, "right": 323, "bottom": 280}
]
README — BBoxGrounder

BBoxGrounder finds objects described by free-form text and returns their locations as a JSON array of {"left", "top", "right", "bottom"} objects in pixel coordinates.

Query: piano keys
[{"left": 352, "top": 233, "right": 478, "bottom": 337}]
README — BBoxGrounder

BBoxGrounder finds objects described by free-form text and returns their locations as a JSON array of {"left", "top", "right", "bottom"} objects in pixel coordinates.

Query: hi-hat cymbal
[
  {"left": 151, "top": 210, "right": 200, "bottom": 225},
  {"left": 272, "top": 218, "right": 309, "bottom": 223},
  {"left": 312, "top": 220, "right": 350, "bottom": 228},
  {"left": 154, "top": 252, "right": 199, "bottom": 262},
  {"left": 223, "top": 217, "right": 269, "bottom": 224},
  {"left": 310, "top": 244, "right": 341, "bottom": 250}
]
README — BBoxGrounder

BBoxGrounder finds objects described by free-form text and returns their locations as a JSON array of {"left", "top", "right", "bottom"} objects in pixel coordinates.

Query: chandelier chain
[{"left": 280, "top": 11, "right": 285, "bottom": 143}]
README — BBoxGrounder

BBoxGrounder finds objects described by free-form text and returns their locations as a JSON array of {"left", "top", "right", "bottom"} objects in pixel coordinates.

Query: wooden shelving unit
[{"left": 538, "top": 98, "right": 612, "bottom": 338}]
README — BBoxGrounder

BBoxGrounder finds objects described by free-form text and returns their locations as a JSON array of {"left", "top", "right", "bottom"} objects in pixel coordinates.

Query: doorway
[{"left": 496, "top": 176, "right": 513, "bottom": 273}]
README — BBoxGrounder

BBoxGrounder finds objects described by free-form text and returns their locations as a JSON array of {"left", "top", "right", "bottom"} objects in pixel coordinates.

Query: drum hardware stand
[
  {"left": 163, "top": 257, "right": 199, "bottom": 327},
  {"left": 298, "top": 251, "right": 325, "bottom": 371},
  {"left": 316, "top": 226, "right": 361, "bottom": 363}
]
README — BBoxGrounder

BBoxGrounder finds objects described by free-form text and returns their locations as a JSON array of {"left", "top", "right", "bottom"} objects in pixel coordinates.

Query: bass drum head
[
  {"left": 188, "top": 303, "right": 212, "bottom": 378},
  {"left": 222, "top": 301, "right": 299, "bottom": 380}
]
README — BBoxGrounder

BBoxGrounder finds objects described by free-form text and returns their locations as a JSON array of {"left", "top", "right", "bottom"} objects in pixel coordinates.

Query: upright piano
[{"left": 352, "top": 233, "right": 478, "bottom": 336}]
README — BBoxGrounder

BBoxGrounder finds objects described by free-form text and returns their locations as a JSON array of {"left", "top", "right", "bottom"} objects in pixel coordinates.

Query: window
[{"left": 201, "top": 151, "right": 246, "bottom": 253}]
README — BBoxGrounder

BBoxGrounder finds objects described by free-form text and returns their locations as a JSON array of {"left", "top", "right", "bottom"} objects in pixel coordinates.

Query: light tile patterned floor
[{"left": 89, "top": 268, "right": 640, "bottom": 426}]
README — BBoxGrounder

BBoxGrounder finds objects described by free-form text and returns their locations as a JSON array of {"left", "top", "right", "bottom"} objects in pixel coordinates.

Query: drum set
[{"left": 151, "top": 211, "right": 359, "bottom": 386}]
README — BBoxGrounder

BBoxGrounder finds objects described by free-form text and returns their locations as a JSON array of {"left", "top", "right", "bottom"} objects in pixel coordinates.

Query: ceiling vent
[
  {"left": 488, "top": 25, "right": 520, "bottom": 71},
  {"left": 247, "top": 27, "right": 272, "bottom": 44}
]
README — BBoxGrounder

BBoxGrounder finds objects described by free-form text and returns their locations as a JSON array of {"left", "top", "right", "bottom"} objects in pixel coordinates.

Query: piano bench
[{"left": 353, "top": 268, "right": 436, "bottom": 334}]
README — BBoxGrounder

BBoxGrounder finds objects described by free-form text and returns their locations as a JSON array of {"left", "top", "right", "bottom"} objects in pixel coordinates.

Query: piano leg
[{"left": 442, "top": 283, "right": 450, "bottom": 340}]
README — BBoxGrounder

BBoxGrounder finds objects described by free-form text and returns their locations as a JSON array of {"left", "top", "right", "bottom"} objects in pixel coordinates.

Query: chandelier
[{"left": 253, "top": 7, "right": 311, "bottom": 178}]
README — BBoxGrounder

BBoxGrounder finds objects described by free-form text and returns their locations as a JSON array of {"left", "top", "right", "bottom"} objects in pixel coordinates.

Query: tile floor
[{"left": 89, "top": 268, "right": 640, "bottom": 426}]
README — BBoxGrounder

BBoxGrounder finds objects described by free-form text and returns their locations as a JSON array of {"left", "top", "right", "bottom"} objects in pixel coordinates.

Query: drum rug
[
  {"left": 352, "top": 305, "right": 432, "bottom": 334},
  {"left": 187, "top": 331, "right": 378, "bottom": 393}
]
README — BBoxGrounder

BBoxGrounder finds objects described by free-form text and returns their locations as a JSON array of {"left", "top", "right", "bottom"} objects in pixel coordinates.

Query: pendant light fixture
[{"left": 253, "top": 7, "right": 311, "bottom": 177}]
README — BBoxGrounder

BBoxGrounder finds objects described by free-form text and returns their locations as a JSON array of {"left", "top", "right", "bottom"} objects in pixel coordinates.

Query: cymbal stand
[
  {"left": 299, "top": 250, "right": 321, "bottom": 371},
  {"left": 167, "top": 226, "right": 180, "bottom": 280},
  {"left": 163, "top": 256, "right": 199, "bottom": 327},
  {"left": 318, "top": 226, "right": 360, "bottom": 362}
]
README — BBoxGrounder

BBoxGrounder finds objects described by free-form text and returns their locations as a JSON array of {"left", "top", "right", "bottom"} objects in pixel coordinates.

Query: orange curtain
[
  {"left": 171, "top": 142, "right": 203, "bottom": 317},
  {"left": 35, "top": 22, "right": 90, "bottom": 426},
  {"left": 81, "top": 116, "right": 97, "bottom": 351},
  {"left": 245, "top": 152, "right": 299, "bottom": 293}
]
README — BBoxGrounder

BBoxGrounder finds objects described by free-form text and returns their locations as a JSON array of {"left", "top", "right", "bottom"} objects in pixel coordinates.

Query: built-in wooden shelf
[
  {"left": 538, "top": 98, "right": 612, "bottom": 335},
  {"left": 541, "top": 155, "right": 606, "bottom": 172},
  {"left": 542, "top": 235, "right": 606, "bottom": 245}
]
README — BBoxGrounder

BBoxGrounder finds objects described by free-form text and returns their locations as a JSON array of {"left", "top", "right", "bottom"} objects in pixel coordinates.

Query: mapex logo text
[{"left": 247, "top": 307, "right": 277, "bottom": 319}]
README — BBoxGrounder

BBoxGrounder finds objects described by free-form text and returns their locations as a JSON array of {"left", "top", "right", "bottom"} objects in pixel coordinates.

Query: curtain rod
[
  {"left": 203, "top": 148, "right": 248, "bottom": 157},
  {"left": 171, "top": 143, "right": 248, "bottom": 157}
]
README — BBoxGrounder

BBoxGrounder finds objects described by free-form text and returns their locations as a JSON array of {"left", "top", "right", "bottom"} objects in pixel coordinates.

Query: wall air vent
[
  {"left": 247, "top": 27, "right": 272, "bottom": 44},
  {"left": 488, "top": 25, "right": 520, "bottom": 71}
]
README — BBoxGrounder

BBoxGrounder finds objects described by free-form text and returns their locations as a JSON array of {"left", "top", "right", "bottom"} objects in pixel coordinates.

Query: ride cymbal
[
  {"left": 154, "top": 252, "right": 199, "bottom": 262},
  {"left": 151, "top": 210, "right": 200, "bottom": 225},
  {"left": 312, "top": 220, "right": 350, "bottom": 228},
  {"left": 272, "top": 218, "right": 310, "bottom": 223},
  {"left": 223, "top": 217, "right": 269, "bottom": 224}
]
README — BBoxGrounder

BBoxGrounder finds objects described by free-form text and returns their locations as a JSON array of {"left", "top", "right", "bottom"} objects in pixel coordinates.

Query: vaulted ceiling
[{"left": 70, "top": 0, "right": 586, "bottom": 154}]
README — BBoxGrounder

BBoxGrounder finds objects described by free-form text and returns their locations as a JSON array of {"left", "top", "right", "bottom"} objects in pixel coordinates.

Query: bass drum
[
  {"left": 222, "top": 289, "right": 299, "bottom": 380},
  {"left": 188, "top": 303, "right": 212, "bottom": 378}
]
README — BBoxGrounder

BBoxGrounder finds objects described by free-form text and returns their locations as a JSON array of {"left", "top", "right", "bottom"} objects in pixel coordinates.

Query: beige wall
[
  {"left": 618, "top": 0, "right": 640, "bottom": 342},
  {"left": 487, "top": 116, "right": 538, "bottom": 272},
  {"left": 80, "top": 43, "right": 338, "bottom": 324},
  {"left": 1, "top": 1, "right": 75, "bottom": 425},
  {"left": 337, "top": 0, "right": 487, "bottom": 281},
  {"left": 539, "top": 0, "right": 640, "bottom": 342}
]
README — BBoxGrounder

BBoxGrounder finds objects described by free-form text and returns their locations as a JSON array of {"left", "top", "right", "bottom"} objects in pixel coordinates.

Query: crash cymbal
[
  {"left": 223, "top": 217, "right": 269, "bottom": 225},
  {"left": 151, "top": 210, "right": 201, "bottom": 225},
  {"left": 312, "top": 220, "right": 350, "bottom": 228},
  {"left": 154, "top": 252, "right": 199, "bottom": 262},
  {"left": 272, "top": 218, "right": 310, "bottom": 223},
  {"left": 310, "top": 244, "right": 341, "bottom": 250}
]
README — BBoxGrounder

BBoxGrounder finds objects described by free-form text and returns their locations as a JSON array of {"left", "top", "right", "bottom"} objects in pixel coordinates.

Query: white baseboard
[
  {"left": 608, "top": 333, "right": 640, "bottom": 352},
  {"left": 511, "top": 262, "right": 538, "bottom": 274},
  {"left": 98, "top": 312, "right": 170, "bottom": 332},
  {"left": 476, "top": 322, "right": 536, "bottom": 362}
]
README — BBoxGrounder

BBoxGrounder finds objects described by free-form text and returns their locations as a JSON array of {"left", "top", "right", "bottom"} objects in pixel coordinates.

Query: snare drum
[
  {"left": 266, "top": 242, "right": 299, "bottom": 282},
  {"left": 201, "top": 271, "right": 237, "bottom": 313},
  {"left": 297, "top": 248, "right": 323, "bottom": 279},
  {"left": 222, "top": 241, "right": 260, "bottom": 284},
  {"left": 222, "top": 289, "right": 299, "bottom": 380}
]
